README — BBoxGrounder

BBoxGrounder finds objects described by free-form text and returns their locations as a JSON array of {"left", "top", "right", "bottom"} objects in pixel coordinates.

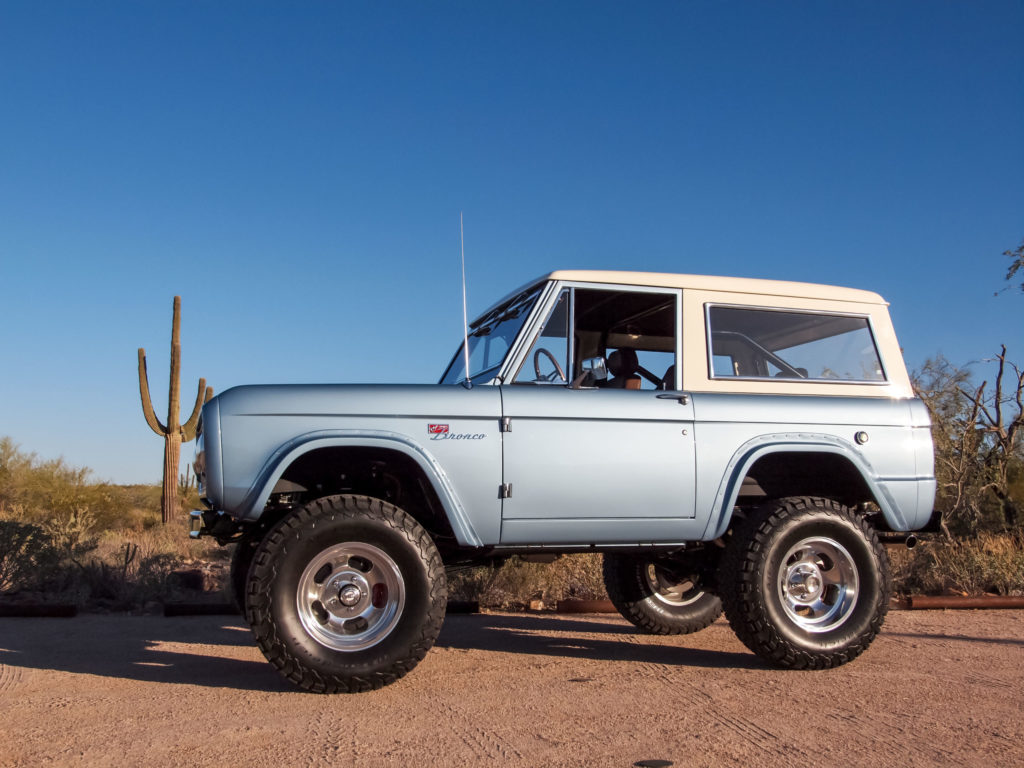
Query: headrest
[{"left": 607, "top": 348, "right": 639, "bottom": 378}]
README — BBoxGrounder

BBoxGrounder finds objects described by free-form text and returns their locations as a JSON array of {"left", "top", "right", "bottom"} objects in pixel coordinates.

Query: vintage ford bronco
[{"left": 190, "top": 270, "right": 937, "bottom": 693}]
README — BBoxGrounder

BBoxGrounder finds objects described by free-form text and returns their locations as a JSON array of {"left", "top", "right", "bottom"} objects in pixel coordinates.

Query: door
[{"left": 498, "top": 284, "right": 696, "bottom": 545}]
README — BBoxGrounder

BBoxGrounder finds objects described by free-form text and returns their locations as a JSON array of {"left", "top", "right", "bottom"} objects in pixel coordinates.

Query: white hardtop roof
[
  {"left": 472, "top": 270, "right": 888, "bottom": 326},
  {"left": 544, "top": 270, "right": 887, "bottom": 305}
]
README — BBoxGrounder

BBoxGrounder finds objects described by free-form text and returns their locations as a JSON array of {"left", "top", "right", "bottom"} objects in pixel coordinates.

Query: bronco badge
[{"left": 428, "top": 423, "right": 485, "bottom": 441}]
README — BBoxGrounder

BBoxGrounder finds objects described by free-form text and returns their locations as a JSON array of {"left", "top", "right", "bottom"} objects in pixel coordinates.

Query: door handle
[{"left": 656, "top": 393, "right": 690, "bottom": 405}]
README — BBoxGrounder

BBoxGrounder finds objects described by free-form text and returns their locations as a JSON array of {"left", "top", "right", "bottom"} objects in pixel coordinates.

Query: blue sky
[{"left": 1, "top": 1, "right": 1022, "bottom": 484}]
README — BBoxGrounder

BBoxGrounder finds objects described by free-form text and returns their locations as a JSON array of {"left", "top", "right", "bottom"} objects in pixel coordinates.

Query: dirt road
[{"left": 1, "top": 609, "right": 1021, "bottom": 767}]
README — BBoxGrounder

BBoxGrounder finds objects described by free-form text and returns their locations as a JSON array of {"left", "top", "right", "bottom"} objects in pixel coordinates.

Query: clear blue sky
[{"left": 1, "top": 1, "right": 1022, "bottom": 484}]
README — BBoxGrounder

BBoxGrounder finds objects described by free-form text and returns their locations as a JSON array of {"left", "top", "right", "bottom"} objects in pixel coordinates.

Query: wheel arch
[
  {"left": 704, "top": 433, "right": 909, "bottom": 539},
  {"left": 237, "top": 431, "right": 482, "bottom": 547}
]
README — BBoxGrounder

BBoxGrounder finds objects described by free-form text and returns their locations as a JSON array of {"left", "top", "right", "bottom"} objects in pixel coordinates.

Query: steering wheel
[{"left": 533, "top": 348, "right": 566, "bottom": 383}]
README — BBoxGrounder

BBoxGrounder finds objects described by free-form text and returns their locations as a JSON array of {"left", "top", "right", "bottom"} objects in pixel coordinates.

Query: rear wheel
[
  {"left": 603, "top": 552, "right": 722, "bottom": 635},
  {"left": 719, "top": 496, "right": 891, "bottom": 669},
  {"left": 246, "top": 494, "right": 447, "bottom": 693}
]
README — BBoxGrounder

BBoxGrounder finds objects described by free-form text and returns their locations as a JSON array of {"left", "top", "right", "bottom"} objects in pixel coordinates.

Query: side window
[
  {"left": 712, "top": 354, "right": 738, "bottom": 377},
  {"left": 575, "top": 288, "right": 678, "bottom": 390},
  {"left": 514, "top": 290, "right": 570, "bottom": 384},
  {"left": 707, "top": 306, "right": 886, "bottom": 382}
]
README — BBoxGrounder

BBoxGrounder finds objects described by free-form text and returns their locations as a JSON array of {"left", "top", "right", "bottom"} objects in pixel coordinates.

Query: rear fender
[{"left": 703, "top": 433, "right": 910, "bottom": 539}]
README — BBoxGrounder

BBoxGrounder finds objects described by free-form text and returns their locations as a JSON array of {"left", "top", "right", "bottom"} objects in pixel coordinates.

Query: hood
[{"left": 215, "top": 383, "right": 500, "bottom": 420}]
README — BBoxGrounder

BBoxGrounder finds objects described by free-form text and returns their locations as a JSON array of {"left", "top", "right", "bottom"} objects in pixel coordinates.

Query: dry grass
[
  {"left": 457, "top": 534, "right": 1024, "bottom": 608},
  {"left": 891, "top": 532, "right": 1024, "bottom": 596},
  {"left": 448, "top": 553, "right": 607, "bottom": 607},
  {"left": 0, "top": 437, "right": 225, "bottom": 607},
  {"left": 0, "top": 506, "right": 227, "bottom": 608}
]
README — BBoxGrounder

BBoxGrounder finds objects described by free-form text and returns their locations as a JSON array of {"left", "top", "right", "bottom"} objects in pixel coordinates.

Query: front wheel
[
  {"left": 603, "top": 552, "right": 722, "bottom": 635},
  {"left": 245, "top": 495, "right": 447, "bottom": 693},
  {"left": 719, "top": 496, "right": 891, "bottom": 669}
]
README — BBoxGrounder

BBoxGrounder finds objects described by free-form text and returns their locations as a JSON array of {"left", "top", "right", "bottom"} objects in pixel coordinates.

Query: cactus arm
[
  {"left": 181, "top": 377, "right": 207, "bottom": 442},
  {"left": 138, "top": 348, "right": 169, "bottom": 436}
]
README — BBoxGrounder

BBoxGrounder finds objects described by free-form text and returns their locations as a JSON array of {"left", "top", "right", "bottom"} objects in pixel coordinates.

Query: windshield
[{"left": 440, "top": 286, "right": 542, "bottom": 384}]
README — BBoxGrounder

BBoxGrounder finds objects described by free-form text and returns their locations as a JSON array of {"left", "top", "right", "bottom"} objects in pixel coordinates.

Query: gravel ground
[{"left": 1, "top": 609, "right": 1022, "bottom": 767}]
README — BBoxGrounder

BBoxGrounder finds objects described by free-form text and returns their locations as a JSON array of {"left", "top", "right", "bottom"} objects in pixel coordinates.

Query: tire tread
[
  {"left": 719, "top": 496, "right": 891, "bottom": 670},
  {"left": 245, "top": 495, "right": 447, "bottom": 693},
  {"left": 603, "top": 553, "right": 722, "bottom": 635}
]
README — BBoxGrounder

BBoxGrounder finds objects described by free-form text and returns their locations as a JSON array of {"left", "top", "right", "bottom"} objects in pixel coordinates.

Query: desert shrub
[
  {"left": 0, "top": 439, "right": 171, "bottom": 532},
  {"left": 891, "top": 532, "right": 1024, "bottom": 596},
  {"left": 93, "top": 524, "right": 225, "bottom": 566},
  {"left": 449, "top": 554, "right": 607, "bottom": 607},
  {"left": 0, "top": 520, "right": 61, "bottom": 592},
  {"left": 0, "top": 438, "right": 158, "bottom": 530},
  {"left": 43, "top": 507, "right": 99, "bottom": 563},
  {"left": 0, "top": 439, "right": 226, "bottom": 607},
  {"left": 74, "top": 527, "right": 227, "bottom": 607},
  {"left": 74, "top": 543, "right": 183, "bottom": 608}
]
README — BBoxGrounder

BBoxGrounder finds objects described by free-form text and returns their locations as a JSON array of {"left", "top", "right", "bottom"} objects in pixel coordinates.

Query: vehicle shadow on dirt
[
  {"left": 0, "top": 613, "right": 762, "bottom": 693},
  {"left": 437, "top": 614, "right": 764, "bottom": 670},
  {"left": 885, "top": 630, "right": 1024, "bottom": 647},
  {"left": 0, "top": 617, "right": 295, "bottom": 693}
]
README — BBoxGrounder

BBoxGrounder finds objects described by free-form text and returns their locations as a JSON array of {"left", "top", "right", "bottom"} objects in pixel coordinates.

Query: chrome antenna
[{"left": 460, "top": 212, "right": 472, "bottom": 389}]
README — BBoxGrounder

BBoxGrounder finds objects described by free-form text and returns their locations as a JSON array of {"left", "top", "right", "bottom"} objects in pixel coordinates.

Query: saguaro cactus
[{"left": 138, "top": 296, "right": 212, "bottom": 525}]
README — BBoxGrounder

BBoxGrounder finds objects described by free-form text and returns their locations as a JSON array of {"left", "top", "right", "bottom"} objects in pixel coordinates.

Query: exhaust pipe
[{"left": 878, "top": 532, "right": 921, "bottom": 548}]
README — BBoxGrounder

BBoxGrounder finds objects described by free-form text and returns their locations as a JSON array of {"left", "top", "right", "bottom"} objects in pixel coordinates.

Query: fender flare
[
  {"left": 702, "top": 432, "right": 909, "bottom": 539},
  {"left": 237, "top": 429, "right": 482, "bottom": 547}
]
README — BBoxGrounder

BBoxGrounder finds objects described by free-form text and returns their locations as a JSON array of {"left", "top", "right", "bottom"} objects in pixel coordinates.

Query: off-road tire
[
  {"left": 246, "top": 494, "right": 447, "bottom": 693},
  {"left": 603, "top": 553, "right": 723, "bottom": 635},
  {"left": 719, "top": 496, "right": 891, "bottom": 669}
]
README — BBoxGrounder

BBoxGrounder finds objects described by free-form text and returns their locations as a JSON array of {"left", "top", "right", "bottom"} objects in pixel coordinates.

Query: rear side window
[{"left": 707, "top": 305, "right": 886, "bottom": 382}]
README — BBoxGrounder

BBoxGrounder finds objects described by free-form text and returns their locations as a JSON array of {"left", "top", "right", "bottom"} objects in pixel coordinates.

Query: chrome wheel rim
[
  {"left": 296, "top": 542, "right": 406, "bottom": 652},
  {"left": 645, "top": 563, "right": 706, "bottom": 607},
  {"left": 777, "top": 536, "right": 858, "bottom": 633}
]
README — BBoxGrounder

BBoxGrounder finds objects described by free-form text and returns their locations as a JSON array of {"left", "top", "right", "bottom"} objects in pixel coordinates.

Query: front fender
[
  {"left": 703, "top": 432, "right": 915, "bottom": 539},
  {"left": 237, "top": 429, "right": 483, "bottom": 547}
]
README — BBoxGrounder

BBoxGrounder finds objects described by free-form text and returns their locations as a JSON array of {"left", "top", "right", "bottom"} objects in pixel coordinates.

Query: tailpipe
[{"left": 878, "top": 532, "right": 921, "bottom": 549}]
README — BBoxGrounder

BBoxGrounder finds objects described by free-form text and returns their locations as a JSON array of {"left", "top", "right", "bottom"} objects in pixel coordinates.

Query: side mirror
[
  {"left": 582, "top": 356, "right": 608, "bottom": 381},
  {"left": 571, "top": 356, "right": 608, "bottom": 389}
]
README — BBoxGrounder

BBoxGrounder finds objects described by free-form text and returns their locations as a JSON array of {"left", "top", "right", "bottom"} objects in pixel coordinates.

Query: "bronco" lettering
[{"left": 429, "top": 432, "right": 486, "bottom": 441}]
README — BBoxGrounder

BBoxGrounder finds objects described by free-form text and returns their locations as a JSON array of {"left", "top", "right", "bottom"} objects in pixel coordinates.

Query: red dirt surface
[{"left": 1, "top": 609, "right": 1021, "bottom": 767}]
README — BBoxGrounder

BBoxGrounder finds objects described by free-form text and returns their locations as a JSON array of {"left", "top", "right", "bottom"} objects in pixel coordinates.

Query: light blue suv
[{"left": 191, "top": 270, "right": 937, "bottom": 693}]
